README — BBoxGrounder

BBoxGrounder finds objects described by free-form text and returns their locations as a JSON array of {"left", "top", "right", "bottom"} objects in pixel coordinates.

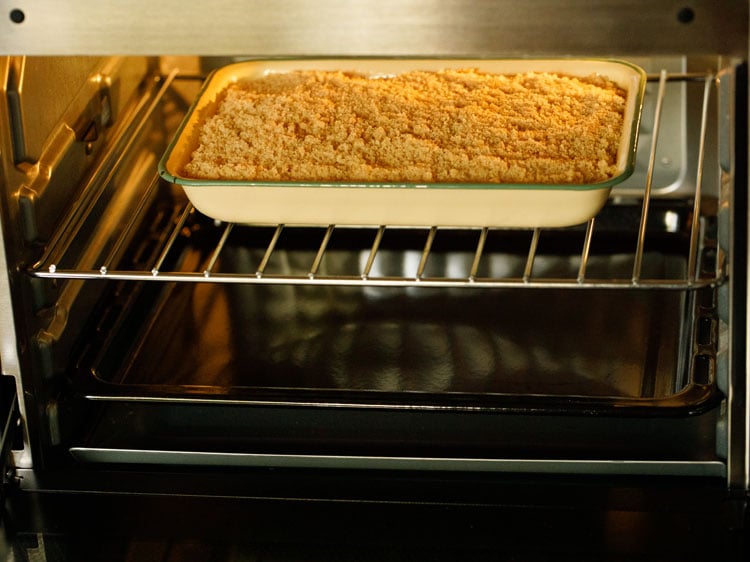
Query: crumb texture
[{"left": 184, "top": 69, "right": 627, "bottom": 184}]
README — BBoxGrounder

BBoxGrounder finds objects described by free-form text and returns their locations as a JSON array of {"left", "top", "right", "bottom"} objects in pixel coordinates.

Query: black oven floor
[{"left": 4, "top": 471, "right": 747, "bottom": 562}]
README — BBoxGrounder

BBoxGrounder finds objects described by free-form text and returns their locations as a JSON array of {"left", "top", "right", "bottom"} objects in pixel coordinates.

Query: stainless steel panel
[
  {"left": 8, "top": 57, "right": 153, "bottom": 243},
  {"left": 0, "top": 1, "right": 746, "bottom": 56},
  {"left": 6, "top": 57, "right": 100, "bottom": 163}
]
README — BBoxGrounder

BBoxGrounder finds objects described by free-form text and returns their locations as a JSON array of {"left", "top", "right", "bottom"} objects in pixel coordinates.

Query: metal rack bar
[
  {"left": 688, "top": 74, "right": 714, "bottom": 283},
  {"left": 416, "top": 227, "right": 438, "bottom": 280},
  {"left": 31, "top": 268, "right": 716, "bottom": 290},
  {"left": 362, "top": 226, "right": 386, "bottom": 280},
  {"left": 150, "top": 203, "right": 193, "bottom": 276},
  {"left": 204, "top": 223, "right": 234, "bottom": 276},
  {"left": 469, "top": 227, "right": 489, "bottom": 281},
  {"left": 309, "top": 225, "right": 334, "bottom": 278},
  {"left": 256, "top": 225, "right": 284, "bottom": 277},
  {"left": 523, "top": 229, "right": 541, "bottom": 283},
  {"left": 632, "top": 69, "right": 668, "bottom": 283},
  {"left": 577, "top": 218, "right": 596, "bottom": 283}
]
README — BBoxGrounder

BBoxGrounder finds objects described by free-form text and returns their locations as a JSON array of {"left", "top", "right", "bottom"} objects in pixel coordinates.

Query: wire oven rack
[{"left": 29, "top": 69, "right": 726, "bottom": 290}]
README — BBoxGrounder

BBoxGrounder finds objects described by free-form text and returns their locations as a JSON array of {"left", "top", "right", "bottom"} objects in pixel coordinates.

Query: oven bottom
[{"left": 2, "top": 470, "right": 747, "bottom": 562}]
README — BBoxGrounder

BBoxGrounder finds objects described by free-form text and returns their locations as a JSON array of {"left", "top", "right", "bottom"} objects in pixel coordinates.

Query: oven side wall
[{"left": 0, "top": 57, "right": 34, "bottom": 469}]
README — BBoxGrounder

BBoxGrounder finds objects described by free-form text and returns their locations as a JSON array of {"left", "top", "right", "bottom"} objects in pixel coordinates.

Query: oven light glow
[{"left": 664, "top": 210, "right": 680, "bottom": 232}]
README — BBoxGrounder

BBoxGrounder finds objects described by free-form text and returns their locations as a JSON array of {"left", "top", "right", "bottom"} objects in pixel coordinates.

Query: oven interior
[
  {"left": 0, "top": 52, "right": 739, "bottom": 479},
  {"left": 0, "top": 2, "right": 748, "bottom": 559}
]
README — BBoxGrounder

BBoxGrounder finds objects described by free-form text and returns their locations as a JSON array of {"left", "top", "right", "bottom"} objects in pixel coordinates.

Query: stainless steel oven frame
[{"left": 0, "top": 1, "right": 748, "bottom": 559}]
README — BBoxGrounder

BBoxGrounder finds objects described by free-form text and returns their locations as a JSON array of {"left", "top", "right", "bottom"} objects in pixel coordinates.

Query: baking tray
[{"left": 159, "top": 59, "right": 646, "bottom": 228}]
